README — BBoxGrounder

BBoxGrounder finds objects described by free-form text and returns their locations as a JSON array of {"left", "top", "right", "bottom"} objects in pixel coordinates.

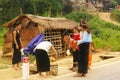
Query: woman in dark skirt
[
  {"left": 35, "top": 49, "right": 50, "bottom": 72},
  {"left": 12, "top": 21, "right": 23, "bottom": 70},
  {"left": 74, "top": 24, "right": 92, "bottom": 77},
  {"left": 34, "top": 41, "right": 58, "bottom": 77},
  {"left": 78, "top": 42, "right": 89, "bottom": 76}
]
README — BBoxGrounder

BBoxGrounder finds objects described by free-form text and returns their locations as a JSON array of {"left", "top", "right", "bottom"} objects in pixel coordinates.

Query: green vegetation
[
  {"left": 28, "top": 54, "right": 36, "bottom": 64},
  {"left": 0, "top": 65, "right": 9, "bottom": 69},
  {"left": 115, "top": 0, "right": 120, "bottom": 4},
  {"left": 65, "top": 11, "right": 93, "bottom": 23},
  {"left": 111, "top": 9, "right": 120, "bottom": 22},
  {"left": 0, "top": 0, "right": 64, "bottom": 24},
  {"left": 66, "top": 11, "right": 120, "bottom": 51},
  {"left": 89, "top": 17, "right": 120, "bottom": 51},
  {"left": 0, "top": 25, "right": 6, "bottom": 47},
  {"left": 0, "top": 57, "right": 11, "bottom": 69},
  {"left": 0, "top": 57, "right": 11, "bottom": 64}
]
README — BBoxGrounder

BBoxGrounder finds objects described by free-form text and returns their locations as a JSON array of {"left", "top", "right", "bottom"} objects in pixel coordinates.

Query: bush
[
  {"left": 65, "top": 11, "right": 93, "bottom": 23},
  {"left": 111, "top": 9, "right": 120, "bottom": 22},
  {"left": 88, "top": 17, "right": 120, "bottom": 51},
  {"left": 0, "top": 25, "right": 7, "bottom": 47}
]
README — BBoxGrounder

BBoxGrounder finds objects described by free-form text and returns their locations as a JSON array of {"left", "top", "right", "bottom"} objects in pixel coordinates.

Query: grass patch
[
  {"left": 111, "top": 9, "right": 120, "bottom": 22},
  {"left": 89, "top": 17, "right": 120, "bottom": 51},
  {"left": 0, "top": 57, "right": 11, "bottom": 65},
  {"left": 0, "top": 26, "right": 7, "bottom": 47},
  {"left": 0, "top": 65, "right": 9, "bottom": 69},
  {"left": 28, "top": 54, "right": 36, "bottom": 64},
  {"left": 0, "top": 57, "right": 11, "bottom": 69}
]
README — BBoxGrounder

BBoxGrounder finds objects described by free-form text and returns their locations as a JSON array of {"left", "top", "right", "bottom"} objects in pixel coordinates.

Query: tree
[
  {"left": 111, "top": 0, "right": 118, "bottom": 6},
  {"left": 0, "top": 0, "right": 19, "bottom": 24},
  {"left": 115, "top": 0, "right": 120, "bottom": 5},
  {"left": 35, "top": 0, "right": 64, "bottom": 17},
  {"left": 0, "top": 0, "right": 64, "bottom": 25}
]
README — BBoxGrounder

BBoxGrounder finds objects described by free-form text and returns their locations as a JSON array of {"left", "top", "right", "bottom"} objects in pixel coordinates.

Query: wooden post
[
  {"left": 48, "top": 4, "right": 51, "bottom": 17},
  {"left": 20, "top": 7, "right": 23, "bottom": 14}
]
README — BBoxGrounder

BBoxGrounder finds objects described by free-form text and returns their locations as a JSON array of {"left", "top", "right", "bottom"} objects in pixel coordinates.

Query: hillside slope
[{"left": 97, "top": 12, "right": 120, "bottom": 26}]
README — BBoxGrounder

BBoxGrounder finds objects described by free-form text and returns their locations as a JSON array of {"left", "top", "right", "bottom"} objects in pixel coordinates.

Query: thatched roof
[
  {"left": 3, "top": 14, "right": 78, "bottom": 30},
  {"left": 3, "top": 15, "right": 29, "bottom": 28}
]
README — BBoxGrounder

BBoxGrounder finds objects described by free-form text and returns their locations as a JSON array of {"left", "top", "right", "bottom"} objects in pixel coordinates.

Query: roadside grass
[
  {"left": 0, "top": 57, "right": 11, "bottom": 65},
  {"left": 0, "top": 65, "right": 9, "bottom": 69},
  {"left": 0, "top": 27, "right": 6, "bottom": 45},
  {"left": 0, "top": 57, "right": 11, "bottom": 69}
]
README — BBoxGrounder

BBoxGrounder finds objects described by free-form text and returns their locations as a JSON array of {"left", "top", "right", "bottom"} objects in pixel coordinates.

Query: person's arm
[
  {"left": 90, "top": 42, "right": 95, "bottom": 52},
  {"left": 89, "top": 34, "right": 92, "bottom": 42},
  {"left": 51, "top": 45, "right": 58, "bottom": 60},
  {"left": 78, "top": 31, "right": 88, "bottom": 45},
  {"left": 13, "top": 31, "right": 18, "bottom": 49},
  {"left": 20, "top": 37, "right": 23, "bottom": 48}
]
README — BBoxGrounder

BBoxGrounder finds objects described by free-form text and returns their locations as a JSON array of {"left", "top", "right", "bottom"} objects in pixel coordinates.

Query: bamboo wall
[{"left": 44, "top": 29, "right": 67, "bottom": 57}]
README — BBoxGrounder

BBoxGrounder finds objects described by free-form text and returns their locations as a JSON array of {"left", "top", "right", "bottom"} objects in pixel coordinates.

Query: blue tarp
[{"left": 23, "top": 33, "right": 44, "bottom": 54}]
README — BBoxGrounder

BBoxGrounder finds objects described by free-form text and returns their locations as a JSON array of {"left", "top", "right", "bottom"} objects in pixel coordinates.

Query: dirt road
[{"left": 0, "top": 68, "right": 22, "bottom": 80}]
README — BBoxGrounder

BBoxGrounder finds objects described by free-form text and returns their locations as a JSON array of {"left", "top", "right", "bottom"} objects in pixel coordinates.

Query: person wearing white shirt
[{"left": 34, "top": 41, "right": 58, "bottom": 77}]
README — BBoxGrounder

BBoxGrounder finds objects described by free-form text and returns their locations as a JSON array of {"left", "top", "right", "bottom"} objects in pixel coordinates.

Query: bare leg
[
  {"left": 46, "top": 71, "right": 50, "bottom": 77},
  {"left": 17, "top": 63, "right": 21, "bottom": 69},
  {"left": 13, "top": 64, "right": 18, "bottom": 70},
  {"left": 72, "top": 67, "right": 76, "bottom": 72},
  {"left": 39, "top": 72, "right": 43, "bottom": 76}
]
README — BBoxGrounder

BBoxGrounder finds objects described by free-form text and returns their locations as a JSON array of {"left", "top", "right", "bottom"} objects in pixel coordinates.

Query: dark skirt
[
  {"left": 35, "top": 49, "right": 50, "bottom": 72},
  {"left": 72, "top": 49, "right": 79, "bottom": 67},
  {"left": 78, "top": 42, "right": 89, "bottom": 74},
  {"left": 12, "top": 48, "right": 21, "bottom": 64}
]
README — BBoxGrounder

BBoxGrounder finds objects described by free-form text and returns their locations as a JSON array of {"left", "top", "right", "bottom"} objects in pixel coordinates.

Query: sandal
[
  {"left": 72, "top": 68, "right": 76, "bottom": 72},
  {"left": 69, "top": 67, "right": 73, "bottom": 70},
  {"left": 74, "top": 73, "right": 83, "bottom": 77},
  {"left": 82, "top": 74, "right": 86, "bottom": 77}
]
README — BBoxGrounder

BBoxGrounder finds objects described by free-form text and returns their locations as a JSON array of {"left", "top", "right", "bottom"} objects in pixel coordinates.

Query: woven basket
[{"left": 50, "top": 64, "right": 58, "bottom": 76}]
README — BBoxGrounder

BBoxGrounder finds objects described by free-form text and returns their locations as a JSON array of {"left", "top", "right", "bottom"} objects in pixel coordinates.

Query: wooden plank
[{"left": 100, "top": 54, "right": 119, "bottom": 59}]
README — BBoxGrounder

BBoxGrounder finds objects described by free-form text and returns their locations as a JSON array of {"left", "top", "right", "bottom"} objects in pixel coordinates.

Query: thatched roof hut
[{"left": 3, "top": 14, "right": 78, "bottom": 56}]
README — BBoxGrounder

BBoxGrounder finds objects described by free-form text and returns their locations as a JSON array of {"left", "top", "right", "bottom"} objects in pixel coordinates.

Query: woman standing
[
  {"left": 75, "top": 24, "right": 92, "bottom": 77},
  {"left": 12, "top": 22, "right": 23, "bottom": 70}
]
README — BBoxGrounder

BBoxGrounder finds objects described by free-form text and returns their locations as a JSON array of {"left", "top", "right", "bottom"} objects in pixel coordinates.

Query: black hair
[
  {"left": 13, "top": 20, "right": 21, "bottom": 28},
  {"left": 80, "top": 19, "right": 86, "bottom": 26},
  {"left": 62, "top": 30, "right": 69, "bottom": 37},
  {"left": 73, "top": 26, "right": 79, "bottom": 31},
  {"left": 81, "top": 24, "right": 91, "bottom": 33}
]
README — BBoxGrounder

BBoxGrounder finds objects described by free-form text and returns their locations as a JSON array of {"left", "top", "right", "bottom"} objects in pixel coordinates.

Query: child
[
  {"left": 71, "top": 27, "right": 80, "bottom": 71},
  {"left": 88, "top": 42, "right": 95, "bottom": 70},
  {"left": 63, "top": 30, "right": 79, "bottom": 72}
]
